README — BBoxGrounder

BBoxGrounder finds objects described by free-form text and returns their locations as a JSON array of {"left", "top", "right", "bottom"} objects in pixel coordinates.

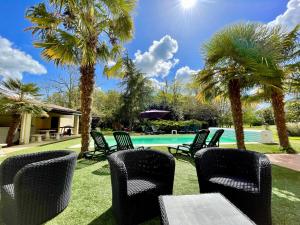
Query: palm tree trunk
[
  {"left": 228, "top": 79, "right": 246, "bottom": 149},
  {"left": 270, "top": 89, "right": 295, "bottom": 153},
  {"left": 79, "top": 64, "right": 95, "bottom": 156},
  {"left": 6, "top": 114, "right": 21, "bottom": 146}
]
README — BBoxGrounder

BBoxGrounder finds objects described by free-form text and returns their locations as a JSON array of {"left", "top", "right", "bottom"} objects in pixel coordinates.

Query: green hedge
[
  {"left": 149, "top": 120, "right": 208, "bottom": 133},
  {"left": 287, "top": 123, "right": 300, "bottom": 137}
]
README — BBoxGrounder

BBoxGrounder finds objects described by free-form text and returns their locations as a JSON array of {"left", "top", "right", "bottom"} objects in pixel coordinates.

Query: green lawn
[{"left": 0, "top": 138, "right": 300, "bottom": 225}]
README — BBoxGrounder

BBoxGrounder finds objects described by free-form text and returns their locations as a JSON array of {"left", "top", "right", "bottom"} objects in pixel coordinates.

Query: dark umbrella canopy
[{"left": 140, "top": 110, "right": 170, "bottom": 119}]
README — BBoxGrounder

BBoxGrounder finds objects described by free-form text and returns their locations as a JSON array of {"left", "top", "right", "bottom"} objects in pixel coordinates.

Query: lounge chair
[
  {"left": 113, "top": 131, "right": 148, "bottom": 150},
  {"left": 178, "top": 126, "right": 189, "bottom": 134},
  {"left": 84, "top": 131, "right": 117, "bottom": 159},
  {"left": 141, "top": 125, "right": 153, "bottom": 135},
  {"left": 206, "top": 129, "right": 224, "bottom": 147},
  {"left": 168, "top": 129, "right": 210, "bottom": 157},
  {"left": 151, "top": 125, "right": 165, "bottom": 134}
]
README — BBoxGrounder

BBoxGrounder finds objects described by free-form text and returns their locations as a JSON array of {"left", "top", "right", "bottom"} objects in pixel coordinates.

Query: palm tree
[
  {"left": 0, "top": 78, "right": 44, "bottom": 146},
  {"left": 26, "top": 0, "right": 136, "bottom": 155},
  {"left": 244, "top": 25, "right": 300, "bottom": 153},
  {"left": 197, "top": 23, "right": 286, "bottom": 150}
]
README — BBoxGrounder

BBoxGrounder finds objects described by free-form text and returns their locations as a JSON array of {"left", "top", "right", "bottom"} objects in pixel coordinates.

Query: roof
[{"left": 0, "top": 86, "right": 81, "bottom": 115}]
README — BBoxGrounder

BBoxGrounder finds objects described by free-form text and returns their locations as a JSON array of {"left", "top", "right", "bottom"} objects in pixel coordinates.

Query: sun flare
[{"left": 180, "top": 0, "right": 197, "bottom": 9}]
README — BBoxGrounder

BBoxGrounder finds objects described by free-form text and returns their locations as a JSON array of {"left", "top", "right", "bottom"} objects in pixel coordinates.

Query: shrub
[
  {"left": 149, "top": 120, "right": 208, "bottom": 133},
  {"left": 287, "top": 123, "right": 300, "bottom": 137}
]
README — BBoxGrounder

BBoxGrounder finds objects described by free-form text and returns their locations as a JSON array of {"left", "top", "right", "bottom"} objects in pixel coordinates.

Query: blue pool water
[{"left": 103, "top": 128, "right": 261, "bottom": 146}]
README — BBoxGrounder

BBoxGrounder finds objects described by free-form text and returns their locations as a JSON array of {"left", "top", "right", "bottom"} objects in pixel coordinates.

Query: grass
[{"left": 0, "top": 138, "right": 300, "bottom": 225}]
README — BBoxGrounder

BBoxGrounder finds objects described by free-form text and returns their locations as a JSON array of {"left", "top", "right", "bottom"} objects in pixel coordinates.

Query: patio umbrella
[{"left": 140, "top": 110, "right": 170, "bottom": 119}]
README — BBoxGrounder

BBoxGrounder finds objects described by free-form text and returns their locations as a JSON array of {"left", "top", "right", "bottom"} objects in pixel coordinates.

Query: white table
[
  {"left": 0, "top": 143, "right": 7, "bottom": 157},
  {"left": 159, "top": 193, "right": 255, "bottom": 225},
  {"left": 39, "top": 130, "right": 56, "bottom": 140}
]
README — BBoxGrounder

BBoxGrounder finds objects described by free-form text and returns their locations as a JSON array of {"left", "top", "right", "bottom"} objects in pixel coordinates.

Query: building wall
[{"left": 59, "top": 115, "right": 75, "bottom": 128}]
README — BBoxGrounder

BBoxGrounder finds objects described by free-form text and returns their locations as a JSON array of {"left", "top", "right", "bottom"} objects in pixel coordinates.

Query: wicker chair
[
  {"left": 195, "top": 148, "right": 272, "bottom": 225},
  {"left": 108, "top": 150, "right": 175, "bottom": 225},
  {"left": 0, "top": 150, "right": 77, "bottom": 225}
]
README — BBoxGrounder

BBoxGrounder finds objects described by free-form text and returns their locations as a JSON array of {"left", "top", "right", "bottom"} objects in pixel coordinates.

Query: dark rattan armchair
[
  {"left": 108, "top": 150, "right": 175, "bottom": 225},
  {"left": 0, "top": 150, "right": 77, "bottom": 225},
  {"left": 195, "top": 148, "right": 272, "bottom": 225}
]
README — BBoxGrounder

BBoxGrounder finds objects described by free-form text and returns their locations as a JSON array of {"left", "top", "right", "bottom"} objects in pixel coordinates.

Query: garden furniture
[
  {"left": 0, "top": 144, "right": 7, "bottom": 157},
  {"left": 30, "top": 134, "right": 44, "bottom": 143},
  {"left": 195, "top": 148, "right": 272, "bottom": 225},
  {"left": 151, "top": 125, "right": 166, "bottom": 134},
  {"left": 84, "top": 131, "right": 117, "bottom": 159},
  {"left": 0, "top": 150, "right": 77, "bottom": 225},
  {"left": 159, "top": 193, "right": 255, "bottom": 225},
  {"left": 168, "top": 129, "right": 210, "bottom": 157},
  {"left": 113, "top": 131, "right": 148, "bottom": 150},
  {"left": 141, "top": 125, "right": 153, "bottom": 135},
  {"left": 108, "top": 149, "right": 175, "bottom": 225},
  {"left": 206, "top": 129, "right": 224, "bottom": 147}
]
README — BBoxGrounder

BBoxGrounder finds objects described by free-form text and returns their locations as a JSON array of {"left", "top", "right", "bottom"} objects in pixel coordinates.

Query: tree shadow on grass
[
  {"left": 88, "top": 208, "right": 117, "bottom": 225},
  {"left": 92, "top": 164, "right": 110, "bottom": 176},
  {"left": 173, "top": 154, "right": 195, "bottom": 166},
  {"left": 76, "top": 158, "right": 103, "bottom": 170},
  {"left": 271, "top": 165, "right": 300, "bottom": 225}
]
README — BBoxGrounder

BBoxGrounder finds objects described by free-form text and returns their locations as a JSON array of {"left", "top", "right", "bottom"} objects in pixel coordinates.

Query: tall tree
[
  {"left": 119, "top": 56, "right": 153, "bottom": 129},
  {"left": 26, "top": 0, "right": 136, "bottom": 155},
  {"left": 0, "top": 79, "right": 44, "bottom": 146}
]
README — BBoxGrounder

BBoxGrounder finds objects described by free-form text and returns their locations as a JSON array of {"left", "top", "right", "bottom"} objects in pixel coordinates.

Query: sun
[{"left": 180, "top": 0, "right": 197, "bottom": 9}]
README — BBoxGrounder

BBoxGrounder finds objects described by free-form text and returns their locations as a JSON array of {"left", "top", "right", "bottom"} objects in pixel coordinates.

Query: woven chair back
[
  {"left": 191, "top": 129, "right": 210, "bottom": 152},
  {"left": 90, "top": 131, "right": 109, "bottom": 150},
  {"left": 207, "top": 129, "right": 224, "bottom": 147},
  {"left": 113, "top": 131, "right": 135, "bottom": 150}
]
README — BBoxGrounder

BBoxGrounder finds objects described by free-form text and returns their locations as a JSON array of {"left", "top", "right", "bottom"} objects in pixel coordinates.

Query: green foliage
[
  {"left": 257, "top": 108, "right": 275, "bottom": 125},
  {"left": 243, "top": 107, "right": 263, "bottom": 126},
  {"left": 26, "top": 0, "right": 135, "bottom": 68},
  {"left": 286, "top": 101, "right": 300, "bottom": 122},
  {"left": 0, "top": 78, "right": 45, "bottom": 116},
  {"left": 287, "top": 123, "right": 300, "bottom": 137},
  {"left": 149, "top": 119, "right": 207, "bottom": 133},
  {"left": 118, "top": 56, "right": 154, "bottom": 128}
]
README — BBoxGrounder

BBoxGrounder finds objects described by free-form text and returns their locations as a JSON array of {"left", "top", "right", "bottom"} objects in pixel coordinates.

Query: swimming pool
[{"left": 103, "top": 128, "right": 261, "bottom": 146}]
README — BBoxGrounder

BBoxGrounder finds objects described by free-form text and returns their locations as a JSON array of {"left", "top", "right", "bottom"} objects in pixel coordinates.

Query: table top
[
  {"left": 39, "top": 129, "right": 57, "bottom": 132},
  {"left": 0, "top": 144, "right": 7, "bottom": 147},
  {"left": 159, "top": 193, "right": 255, "bottom": 225}
]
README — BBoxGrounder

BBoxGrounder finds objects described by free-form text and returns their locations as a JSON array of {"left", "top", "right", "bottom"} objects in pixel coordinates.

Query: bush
[
  {"left": 149, "top": 120, "right": 208, "bottom": 133},
  {"left": 287, "top": 123, "right": 300, "bottom": 137}
]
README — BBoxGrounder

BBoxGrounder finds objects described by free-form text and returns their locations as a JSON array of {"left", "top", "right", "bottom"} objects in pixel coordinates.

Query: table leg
[{"left": 45, "top": 131, "right": 50, "bottom": 140}]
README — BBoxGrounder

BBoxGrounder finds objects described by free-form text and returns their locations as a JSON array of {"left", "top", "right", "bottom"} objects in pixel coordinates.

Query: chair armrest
[
  {"left": 257, "top": 154, "right": 272, "bottom": 193},
  {"left": 108, "top": 154, "right": 129, "bottom": 200},
  {"left": 194, "top": 148, "right": 218, "bottom": 179},
  {"left": 0, "top": 153, "right": 48, "bottom": 185}
]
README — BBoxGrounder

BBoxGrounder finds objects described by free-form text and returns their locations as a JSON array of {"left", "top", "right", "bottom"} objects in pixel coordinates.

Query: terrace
[{"left": 0, "top": 136, "right": 299, "bottom": 225}]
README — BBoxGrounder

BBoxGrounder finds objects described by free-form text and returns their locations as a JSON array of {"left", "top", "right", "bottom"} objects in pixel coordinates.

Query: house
[{"left": 0, "top": 88, "right": 81, "bottom": 144}]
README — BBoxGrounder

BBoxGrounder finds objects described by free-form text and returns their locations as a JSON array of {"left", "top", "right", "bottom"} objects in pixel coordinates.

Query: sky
[{"left": 0, "top": 0, "right": 299, "bottom": 93}]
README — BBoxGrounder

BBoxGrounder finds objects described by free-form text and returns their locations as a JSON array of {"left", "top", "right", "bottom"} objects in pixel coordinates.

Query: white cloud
[
  {"left": 134, "top": 35, "right": 179, "bottom": 78},
  {"left": 175, "top": 66, "right": 199, "bottom": 84},
  {"left": 268, "top": 0, "right": 300, "bottom": 30},
  {"left": 0, "top": 36, "right": 47, "bottom": 79},
  {"left": 149, "top": 78, "right": 166, "bottom": 90}
]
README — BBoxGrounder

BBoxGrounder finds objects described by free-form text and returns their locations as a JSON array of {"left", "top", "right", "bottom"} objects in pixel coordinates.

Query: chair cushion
[
  {"left": 209, "top": 176, "right": 259, "bottom": 193},
  {"left": 1, "top": 184, "right": 15, "bottom": 200},
  {"left": 127, "top": 178, "right": 163, "bottom": 196}
]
